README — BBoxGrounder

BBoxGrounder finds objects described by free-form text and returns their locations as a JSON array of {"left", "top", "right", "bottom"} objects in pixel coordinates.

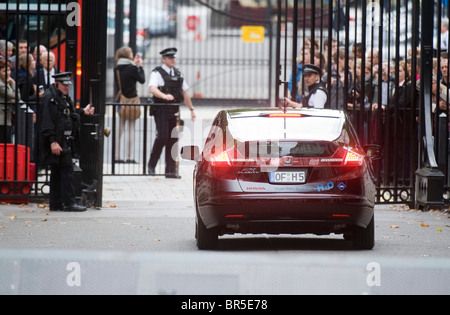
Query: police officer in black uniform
[
  {"left": 284, "top": 64, "right": 328, "bottom": 109},
  {"left": 38, "top": 72, "right": 95, "bottom": 212},
  {"left": 147, "top": 47, "right": 195, "bottom": 177}
]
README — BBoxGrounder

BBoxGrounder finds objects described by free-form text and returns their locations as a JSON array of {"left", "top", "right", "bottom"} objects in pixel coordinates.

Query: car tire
[
  {"left": 352, "top": 215, "right": 375, "bottom": 250},
  {"left": 196, "top": 215, "right": 219, "bottom": 250}
]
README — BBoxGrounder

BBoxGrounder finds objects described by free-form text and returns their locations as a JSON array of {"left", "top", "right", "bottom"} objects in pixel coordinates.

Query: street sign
[{"left": 241, "top": 26, "right": 265, "bottom": 43}]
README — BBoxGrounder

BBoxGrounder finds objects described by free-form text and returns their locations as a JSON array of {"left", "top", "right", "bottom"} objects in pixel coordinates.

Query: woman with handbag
[{"left": 114, "top": 46, "right": 145, "bottom": 164}]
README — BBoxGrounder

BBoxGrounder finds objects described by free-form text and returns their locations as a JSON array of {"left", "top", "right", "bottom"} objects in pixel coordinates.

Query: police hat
[
  {"left": 52, "top": 72, "right": 73, "bottom": 85},
  {"left": 303, "top": 64, "right": 322, "bottom": 76},
  {"left": 160, "top": 47, "right": 177, "bottom": 57}
]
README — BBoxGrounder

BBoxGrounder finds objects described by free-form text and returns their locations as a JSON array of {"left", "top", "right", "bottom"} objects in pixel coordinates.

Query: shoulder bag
[{"left": 116, "top": 69, "right": 141, "bottom": 120}]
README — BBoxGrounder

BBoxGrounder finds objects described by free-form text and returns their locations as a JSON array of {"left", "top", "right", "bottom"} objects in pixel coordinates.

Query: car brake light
[
  {"left": 209, "top": 148, "right": 238, "bottom": 179},
  {"left": 268, "top": 113, "right": 302, "bottom": 118},
  {"left": 210, "top": 145, "right": 364, "bottom": 168},
  {"left": 211, "top": 148, "right": 233, "bottom": 166},
  {"left": 215, "top": 151, "right": 229, "bottom": 162},
  {"left": 344, "top": 149, "right": 364, "bottom": 166},
  {"left": 211, "top": 147, "right": 258, "bottom": 166}
]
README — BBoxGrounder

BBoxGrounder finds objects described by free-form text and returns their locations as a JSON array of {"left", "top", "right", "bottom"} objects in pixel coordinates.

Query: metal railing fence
[{"left": 103, "top": 102, "right": 184, "bottom": 177}]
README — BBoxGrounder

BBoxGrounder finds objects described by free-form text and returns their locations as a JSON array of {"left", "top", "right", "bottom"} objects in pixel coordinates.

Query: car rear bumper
[{"left": 198, "top": 193, "right": 374, "bottom": 234}]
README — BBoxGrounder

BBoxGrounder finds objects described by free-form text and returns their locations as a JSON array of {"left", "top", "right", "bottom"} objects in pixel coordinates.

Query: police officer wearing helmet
[
  {"left": 38, "top": 72, "right": 95, "bottom": 212},
  {"left": 148, "top": 47, "right": 195, "bottom": 177},
  {"left": 284, "top": 64, "right": 328, "bottom": 109}
]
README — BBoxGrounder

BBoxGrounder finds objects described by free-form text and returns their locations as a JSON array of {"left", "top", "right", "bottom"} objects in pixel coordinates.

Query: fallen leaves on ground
[{"left": 103, "top": 201, "right": 117, "bottom": 208}]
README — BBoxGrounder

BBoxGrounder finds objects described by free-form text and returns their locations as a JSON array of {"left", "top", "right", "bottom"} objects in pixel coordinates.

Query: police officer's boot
[{"left": 63, "top": 203, "right": 87, "bottom": 212}]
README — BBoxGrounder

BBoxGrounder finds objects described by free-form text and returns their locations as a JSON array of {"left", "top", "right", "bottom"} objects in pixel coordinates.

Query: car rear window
[{"left": 228, "top": 116, "right": 344, "bottom": 142}]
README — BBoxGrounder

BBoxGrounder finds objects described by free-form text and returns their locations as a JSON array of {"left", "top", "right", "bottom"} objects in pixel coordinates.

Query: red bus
[
  {"left": 228, "top": 0, "right": 327, "bottom": 28},
  {"left": 0, "top": 0, "right": 83, "bottom": 105}
]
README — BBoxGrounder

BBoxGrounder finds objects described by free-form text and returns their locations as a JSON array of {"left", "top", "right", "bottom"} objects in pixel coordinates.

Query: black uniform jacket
[{"left": 38, "top": 85, "right": 84, "bottom": 167}]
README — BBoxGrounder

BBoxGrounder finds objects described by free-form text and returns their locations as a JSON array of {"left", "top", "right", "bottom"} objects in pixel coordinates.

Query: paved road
[
  {"left": 1, "top": 194, "right": 449, "bottom": 295},
  {"left": 0, "top": 195, "right": 449, "bottom": 256}
]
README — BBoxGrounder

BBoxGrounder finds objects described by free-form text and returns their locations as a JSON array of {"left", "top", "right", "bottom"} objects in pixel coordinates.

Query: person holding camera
[
  {"left": 114, "top": 46, "right": 145, "bottom": 164},
  {"left": 38, "top": 72, "right": 95, "bottom": 212}
]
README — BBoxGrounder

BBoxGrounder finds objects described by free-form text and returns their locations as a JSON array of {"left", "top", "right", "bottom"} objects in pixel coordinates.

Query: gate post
[
  {"left": 415, "top": 0, "right": 445, "bottom": 210},
  {"left": 80, "top": 0, "right": 108, "bottom": 207}
]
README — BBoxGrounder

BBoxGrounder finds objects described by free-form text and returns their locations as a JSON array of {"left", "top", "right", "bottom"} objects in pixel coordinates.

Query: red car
[{"left": 181, "top": 108, "right": 381, "bottom": 250}]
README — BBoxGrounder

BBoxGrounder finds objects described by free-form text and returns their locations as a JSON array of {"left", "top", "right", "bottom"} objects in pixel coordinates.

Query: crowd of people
[
  {"left": 287, "top": 37, "right": 450, "bottom": 136},
  {"left": 285, "top": 36, "right": 450, "bottom": 184},
  {"left": 0, "top": 39, "right": 58, "bottom": 145}
]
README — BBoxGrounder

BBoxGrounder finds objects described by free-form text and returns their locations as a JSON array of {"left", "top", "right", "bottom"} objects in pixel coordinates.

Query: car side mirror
[
  {"left": 364, "top": 145, "right": 382, "bottom": 160},
  {"left": 181, "top": 145, "right": 200, "bottom": 161}
]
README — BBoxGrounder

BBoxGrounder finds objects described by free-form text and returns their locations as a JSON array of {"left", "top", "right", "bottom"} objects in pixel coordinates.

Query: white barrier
[{"left": 1, "top": 249, "right": 449, "bottom": 295}]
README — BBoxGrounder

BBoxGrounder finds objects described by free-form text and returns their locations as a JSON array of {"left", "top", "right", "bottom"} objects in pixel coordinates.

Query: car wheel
[
  {"left": 196, "top": 215, "right": 219, "bottom": 250},
  {"left": 352, "top": 215, "right": 375, "bottom": 250}
]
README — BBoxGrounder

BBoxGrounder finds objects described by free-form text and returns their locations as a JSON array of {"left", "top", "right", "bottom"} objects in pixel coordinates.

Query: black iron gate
[
  {"left": 0, "top": 0, "right": 73, "bottom": 204},
  {"left": 78, "top": 0, "right": 107, "bottom": 207},
  {"left": 276, "top": 0, "right": 448, "bottom": 208},
  {"left": 0, "top": 0, "right": 106, "bottom": 207},
  {"left": 106, "top": 0, "right": 450, "bottom": 208}
]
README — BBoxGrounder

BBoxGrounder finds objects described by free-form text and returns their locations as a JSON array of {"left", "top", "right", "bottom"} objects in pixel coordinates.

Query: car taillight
[
  {"left": 343, "top": 148, "right": 364, "bottom": 166},
  {"left": 212, "top": 151, "right": 231, "bottom": 166},
  {"left": 209, "top": 148, "right": 238, "bottom": 179},
  {"left": 211, "top": 148, "right": 258, "bottom": 167},
  {"left": 210, "top": 148, "right": 234, "bottom": 167},
  {"left": 209, "top": 146, "right": 364, "bottom": 168}
]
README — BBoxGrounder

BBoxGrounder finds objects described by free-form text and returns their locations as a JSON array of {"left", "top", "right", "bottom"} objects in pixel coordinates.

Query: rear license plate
[{"left": 269, "top": 171, "right": 306, "bottom": 184}]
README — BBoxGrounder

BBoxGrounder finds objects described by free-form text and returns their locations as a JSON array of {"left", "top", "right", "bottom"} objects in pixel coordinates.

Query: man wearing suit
[{"left": 33, "top": 50, "right": 58, "bottom": 89}]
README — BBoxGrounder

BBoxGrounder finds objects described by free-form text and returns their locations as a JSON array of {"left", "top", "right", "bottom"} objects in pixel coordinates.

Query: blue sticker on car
[{"left": 316, "top": 182, "right": 334, "bottom": 192}]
